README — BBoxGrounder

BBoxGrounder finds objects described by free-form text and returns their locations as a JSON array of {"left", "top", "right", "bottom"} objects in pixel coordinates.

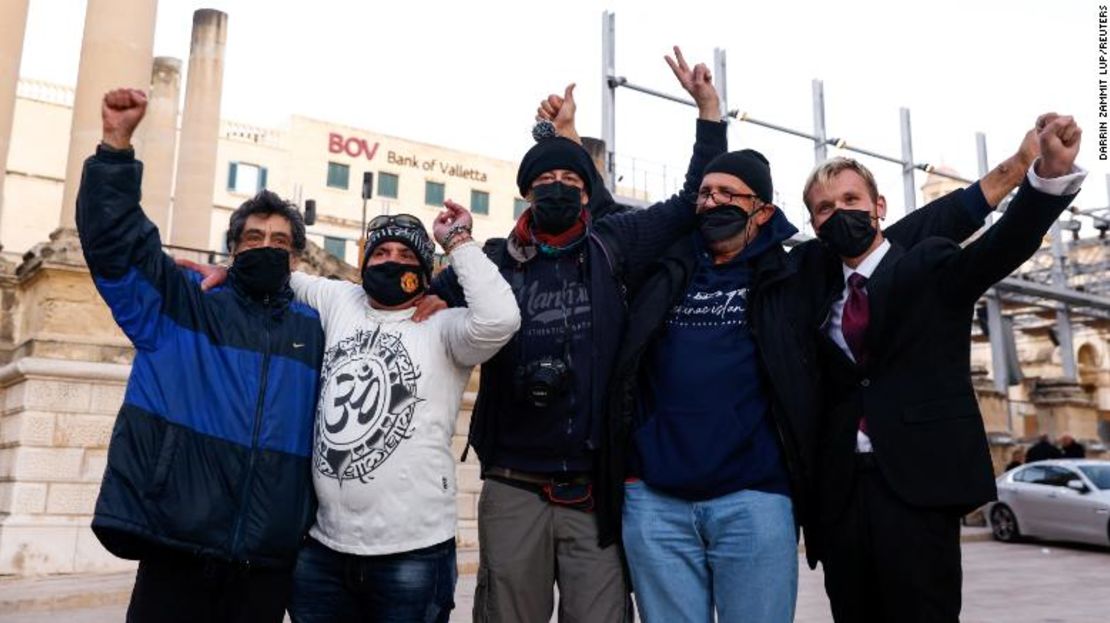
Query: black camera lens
[{"left": 516, "top": 358, "right": 570, "bottom": 409}]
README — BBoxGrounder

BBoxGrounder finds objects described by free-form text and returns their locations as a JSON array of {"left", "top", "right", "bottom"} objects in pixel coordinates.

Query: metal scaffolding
[{"left": 599, "top": 10, "right": 1110, "bottom": 394}]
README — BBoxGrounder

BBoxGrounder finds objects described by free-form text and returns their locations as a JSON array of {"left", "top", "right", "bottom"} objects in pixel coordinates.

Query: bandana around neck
[{"left": 511, "top": 207, "right": 590, "bottom": 256}]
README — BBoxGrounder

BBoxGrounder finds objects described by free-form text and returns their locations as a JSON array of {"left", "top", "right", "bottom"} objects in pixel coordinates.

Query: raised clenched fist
[
  {"left": 1033, "top": 113, "right": 1081, "bottom": 179},
  {"left": 101, "top": 88, "right": 148, "bottom": 150}
]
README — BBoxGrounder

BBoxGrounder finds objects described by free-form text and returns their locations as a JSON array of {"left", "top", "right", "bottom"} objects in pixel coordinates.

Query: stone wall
[{"left": 0, "top": 358, "right": 131, "bottom": 574}]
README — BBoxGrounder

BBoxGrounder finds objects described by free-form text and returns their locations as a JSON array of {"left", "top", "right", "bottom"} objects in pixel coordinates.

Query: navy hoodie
[{"left": 632, "top": 210, "right": 799, "bottom": 500}]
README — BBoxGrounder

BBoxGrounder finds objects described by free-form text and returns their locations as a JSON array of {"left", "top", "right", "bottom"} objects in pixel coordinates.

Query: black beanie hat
[
  {"left": 362, "top": 218, "right": 436, "bottom": 278},
  {"left": 516, "top": 137, "right": 595, "bottom": 198},
  {"left": 702, "top": 149, "right": 774, "bottom": 204}
]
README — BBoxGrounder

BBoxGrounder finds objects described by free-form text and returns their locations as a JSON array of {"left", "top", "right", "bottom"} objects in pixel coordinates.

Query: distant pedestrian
[
  {"left": 1004, "top": 447, "right": 1026, "bottom": 472},
  {"left": 1059, "top": 434, "right": 1087, "bottom": 459},
  {"left": 1026, "top": 434, "right": 1064, "bottom": 463}
]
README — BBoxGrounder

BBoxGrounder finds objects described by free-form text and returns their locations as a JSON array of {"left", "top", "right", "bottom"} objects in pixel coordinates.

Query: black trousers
[
  {"left": 126, "top": 549, "right": 292, "bottom": 623},
  {"left": 817, "top": 456, "right": 963, "bottom": 623}
]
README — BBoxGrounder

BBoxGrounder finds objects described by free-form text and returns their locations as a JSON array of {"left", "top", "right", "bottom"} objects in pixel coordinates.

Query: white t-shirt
[{"left": 290, "top": 242, "right": 520, "bottom": 556}]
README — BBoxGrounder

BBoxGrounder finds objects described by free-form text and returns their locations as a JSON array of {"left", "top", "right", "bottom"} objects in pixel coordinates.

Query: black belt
[{"left": 483, "top": 466, "right": 592, "bottom": 486}]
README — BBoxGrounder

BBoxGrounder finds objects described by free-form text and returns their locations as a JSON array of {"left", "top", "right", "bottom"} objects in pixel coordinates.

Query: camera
[{"left": 515, "top": 357, "right": 570, "bottom": 409}]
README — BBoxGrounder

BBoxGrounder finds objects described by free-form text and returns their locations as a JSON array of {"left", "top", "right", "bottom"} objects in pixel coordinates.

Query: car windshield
[{"left": 1077, "top": 465, "right": 1110, "bottom": 490}]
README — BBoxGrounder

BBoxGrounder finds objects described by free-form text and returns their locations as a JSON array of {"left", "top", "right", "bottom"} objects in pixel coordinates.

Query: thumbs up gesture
[{"left": 536, "top": 83, "right": 581, "bottom": 144}]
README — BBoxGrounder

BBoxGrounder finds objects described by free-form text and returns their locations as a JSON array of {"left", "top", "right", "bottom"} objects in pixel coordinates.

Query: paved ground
[{"left": 2, "top": 538, "right": 1107, "bottom": 622}]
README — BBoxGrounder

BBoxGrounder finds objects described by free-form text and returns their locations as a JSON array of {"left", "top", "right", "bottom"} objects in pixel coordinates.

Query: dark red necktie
[
  {"left": 842, "top": 273, "right": 869, "bottom": 364},
  {"left": 842, "top": 273, "right": 870, "bottom": 433}
]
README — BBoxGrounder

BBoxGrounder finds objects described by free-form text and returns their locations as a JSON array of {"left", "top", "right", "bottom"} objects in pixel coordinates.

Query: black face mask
[
  {"left": 532, "top": 182, "right": 583, "bottom": 234},
  {"left": 698, "top": 206, "right": 752, "bottom": 243},
  {"left": 230, "top": 247, "right": 291, "bottom": 300},
  {"left": 817, "top": 209, "right": 878, "bottom": 258},
  {"left": 362, "top": 262, "right": 426, "bottom": 307}
]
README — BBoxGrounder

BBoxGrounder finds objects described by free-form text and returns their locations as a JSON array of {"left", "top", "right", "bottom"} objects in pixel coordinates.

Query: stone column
[
  {"left": 138, "top": 57, "right": 182, "bottom": 236},
  {"left": 0, "top": 0, "right": 30, "bottom": 246},
  {"left": 58, "top": 0, "right": 158, "bottom": 229},
  {"left": 1030, "top": 378, "right": 1100, "bottom": 442},
  {"left": 169, "top": 9, "right": 227, "bottom": 250}
]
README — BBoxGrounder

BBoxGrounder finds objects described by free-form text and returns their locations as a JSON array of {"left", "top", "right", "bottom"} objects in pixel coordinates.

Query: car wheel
[{"left": 991, "top": 505, "right": 1021, "bottom": 542}]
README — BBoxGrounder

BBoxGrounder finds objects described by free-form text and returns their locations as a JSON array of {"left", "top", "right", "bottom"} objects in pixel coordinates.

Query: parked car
[{"left": 988, "top": 459, "right": 1110, "bottom": 547}]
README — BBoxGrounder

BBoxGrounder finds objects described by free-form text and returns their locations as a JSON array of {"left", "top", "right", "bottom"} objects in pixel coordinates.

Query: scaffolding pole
[
  {"left": 978, "top": 134, "right": 1010, "bottom": 396},
  {"left": 812, "top": 79, "right": 828, "bottom": 164},
  {"left": 713, "top": 48, "right": 728, "bottom": 127},
  {"left": 1050, "top": 221, "right": 1078, "bottom": 381},
  {"left": 601, "top": 11, "right": 616, "bottom": 191},
  {"left": 900, "top": 108, "right": 916, "bottom": 212}
]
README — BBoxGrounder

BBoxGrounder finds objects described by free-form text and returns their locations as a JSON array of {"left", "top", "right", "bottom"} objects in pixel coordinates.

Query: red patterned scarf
[{"left": 511, "top": 208, "right": 590, "bottom": 254}]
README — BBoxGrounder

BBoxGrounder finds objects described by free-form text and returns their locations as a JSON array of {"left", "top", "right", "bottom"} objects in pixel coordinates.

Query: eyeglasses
[
  {"left": 696, "top": 189, "right": 762, "bottom": 208},
  {"left": 367, "top": 213, "right": 424, "bottom": 234}
]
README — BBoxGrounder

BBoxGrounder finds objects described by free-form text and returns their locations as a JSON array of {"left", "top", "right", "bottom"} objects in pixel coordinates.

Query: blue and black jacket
[{"left": 77, "top": 146, "right": 324, "bottom": 568}]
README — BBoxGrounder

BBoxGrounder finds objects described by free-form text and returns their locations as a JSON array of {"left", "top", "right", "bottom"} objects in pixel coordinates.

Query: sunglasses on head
[{"left": 367, "top": 213, "right": 424, "bottom": 234}]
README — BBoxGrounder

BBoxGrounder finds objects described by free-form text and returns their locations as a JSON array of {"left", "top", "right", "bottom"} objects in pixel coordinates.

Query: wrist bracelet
[
  {"left": 440, "top": 224, "right": 472, "bottom": 252},
  {"left": 444, "top": 233, "right": 473, "bottom": 254}
]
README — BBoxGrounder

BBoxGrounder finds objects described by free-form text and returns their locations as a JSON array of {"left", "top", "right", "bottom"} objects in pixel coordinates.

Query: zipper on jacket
[{"left": 230, "top": 309, "right": 273, "bottom": 559}]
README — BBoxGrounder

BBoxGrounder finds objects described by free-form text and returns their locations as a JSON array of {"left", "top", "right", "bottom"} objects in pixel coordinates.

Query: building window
[
  {"left": 323, "top": 236, "right": 347, "bottom": 262},
  {"left": 327, "top": 162, "right": 350, "bottom": 189},
  {"left": 470, "top": 190, "right": 490, "bottom": 215},
  {"left": 425, "top": 181, "right": 445, "bottom": 206},
  {"left": 228, "top": 162, "right": 267, "bottom": 194},
  {"left": 378, "top": 172, "right": 399, "bottom": 199},
  {"left": 513, "top": 198, "right": 529, "bottom": 218}
]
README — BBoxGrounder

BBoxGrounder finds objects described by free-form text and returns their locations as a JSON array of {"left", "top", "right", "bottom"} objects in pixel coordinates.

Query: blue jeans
[
  {"left": 289, "top": 537, "right": 457, "bottom": 623},
  {"left": 622, "top": 481, "right": 797, "bottom": 623}
]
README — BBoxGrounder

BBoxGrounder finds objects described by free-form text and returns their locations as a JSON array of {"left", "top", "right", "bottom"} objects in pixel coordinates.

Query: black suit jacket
[{"left": 813, "top": 180, "right": 1079, "bottom": 531}]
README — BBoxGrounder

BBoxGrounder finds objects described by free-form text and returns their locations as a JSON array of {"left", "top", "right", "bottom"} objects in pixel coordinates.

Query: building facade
[{"left": 1, "top": 78, "right": 528, "bottom": 263}]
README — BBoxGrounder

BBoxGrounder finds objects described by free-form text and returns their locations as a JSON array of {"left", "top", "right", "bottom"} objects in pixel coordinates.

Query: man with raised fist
[
  {"left": 79, "top": 88, "right": 325, "bottom": 622},
  {"left": 806, "top": 114, "right": 1085, "bottom": 622}
]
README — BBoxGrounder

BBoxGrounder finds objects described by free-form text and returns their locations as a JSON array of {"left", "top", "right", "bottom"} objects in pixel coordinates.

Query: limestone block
[
  {"left": 0, "top": 411, "right": 55, "bottom": 446},
  {"left": 19, "top": 269, "right": 124, "bottom": 343},
  {"left": 0, "top": 447, "right": 13, "bottom": 477},
  {"left": 12, "top": 379, "right": 92, "bottom": 413},
  {"left": 11, "top": 447, "right": 84, "bottom": 481},
  {"left": 457, "top": 520, "right": 479, "bottom": 549},
  {"left": 89, "top": 383, "right": 126, "bottom": 414},
  {"left": 73, "top": 525, "right": 136, "bottom": 573},
  {"left": 451, "top": 435, "right": 477, "bottom": 464},
  {"left": 80, "top": 448, "right": 108, "bottom": 482},
  {"left": 1042, "top": 404, "right": 1102, "bottom": 441},
  {"left": 46, "top": 482, "right": 100, "bottom": 515},
  {"left": 0, "top": 524, "right": 79, "bottom": 574},
  {"left": 455, "top": 406, "right": 472, "bottom": 433},
  {"left": 2, "top": 381, "right": 25, "bottom": 414},
  {"left": 456, "top": 492, "right": 477, "bottom": 520},
  {"left": 0, "top": 482, "right": 47, "bottom": 514},
  {"left": 54, "top": 413, "right": 114, "bottom": 448},
  {"left": 457, "top": 463, "right": 481, "bottom": 495},
  {"left": 977, "top": 393, "right": 1009, "bottom": 434}
]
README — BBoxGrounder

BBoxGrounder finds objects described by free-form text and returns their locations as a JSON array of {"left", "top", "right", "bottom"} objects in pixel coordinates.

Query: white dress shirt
[{"left": 826, "top": 161, "right": 1087, "bottom": 453}]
